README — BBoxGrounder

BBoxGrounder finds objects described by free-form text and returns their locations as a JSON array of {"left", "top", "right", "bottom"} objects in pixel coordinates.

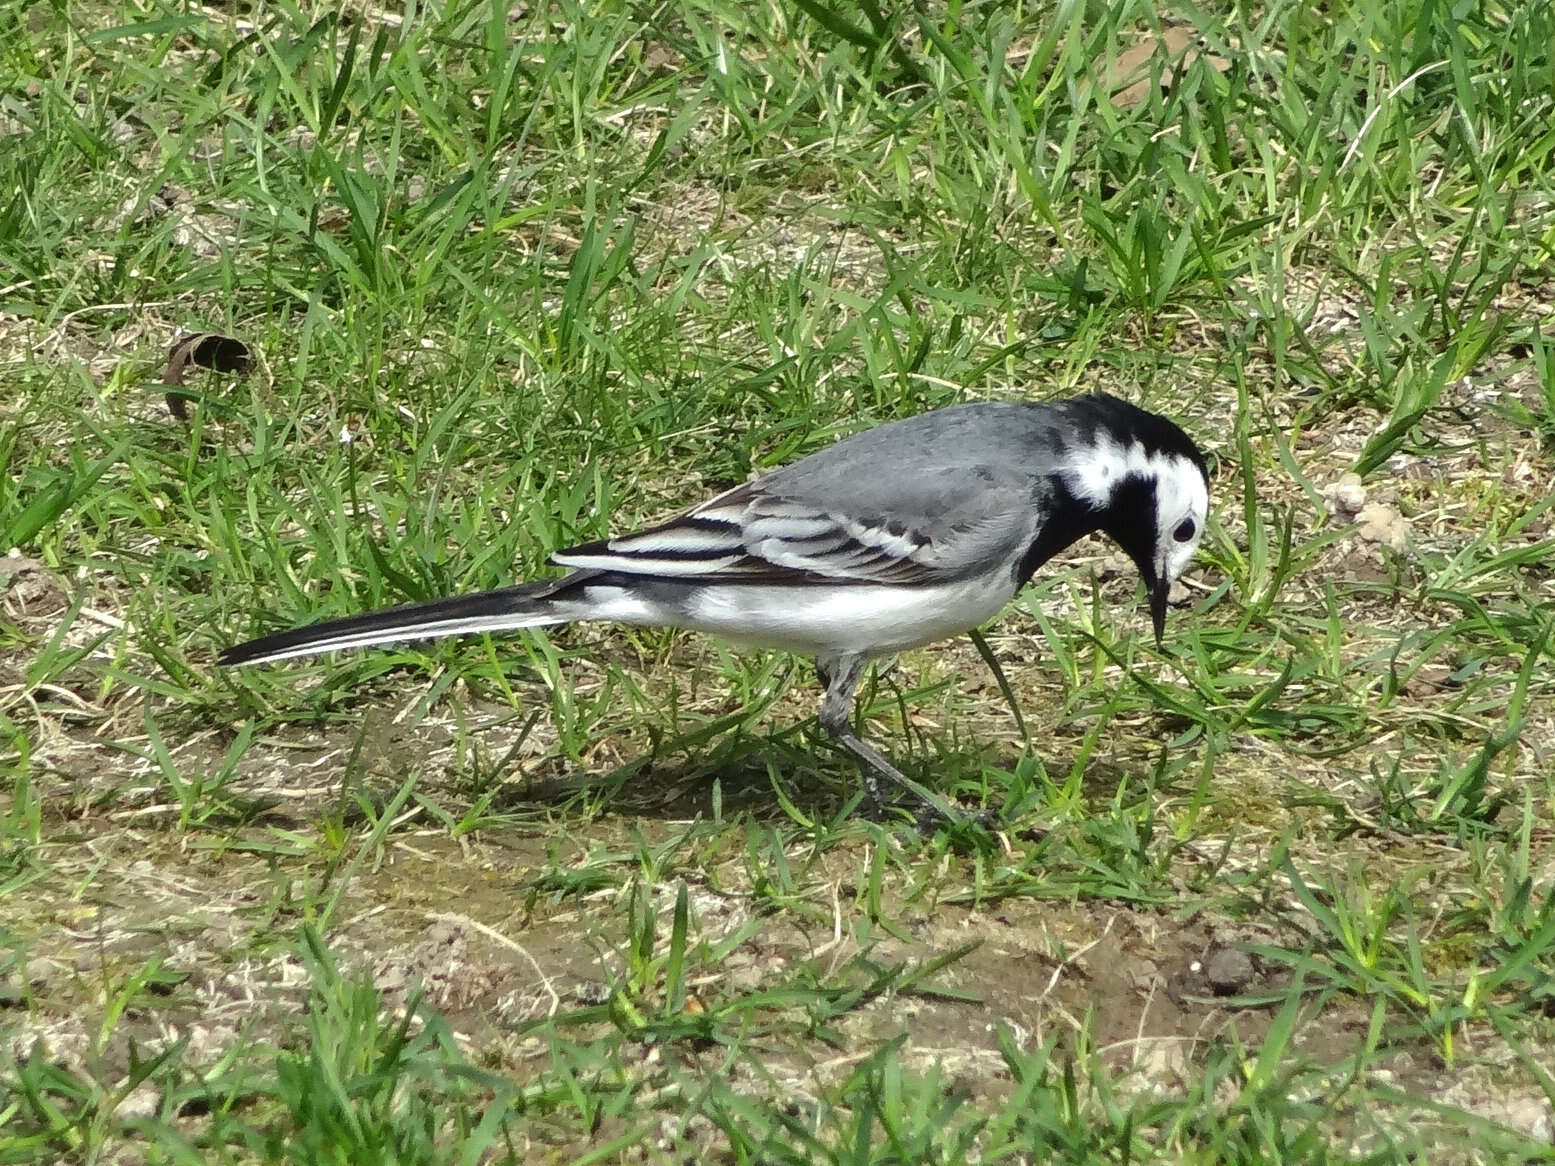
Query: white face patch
[
  {"left": 1152, "top": 454, "right": 1210, "bottom": 586},
  {"left": 1064, "top": 435, "right": 1161, "bottom": 507},
  {"left": 1066, "top": 441, "right": 1208, "bottom": 586}
]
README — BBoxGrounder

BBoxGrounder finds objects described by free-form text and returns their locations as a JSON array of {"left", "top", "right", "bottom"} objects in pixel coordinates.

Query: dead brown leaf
[
  {"left": 161, "top": 332, "right": 253, "bottom": 420},
  {"left": 1097, "top": 25, "right": 1231, "bottom": 110}
]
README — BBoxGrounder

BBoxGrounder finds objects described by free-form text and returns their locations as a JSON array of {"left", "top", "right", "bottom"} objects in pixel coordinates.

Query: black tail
[{"left": 218, "top": 578, "right": 580, "bottom": 667}]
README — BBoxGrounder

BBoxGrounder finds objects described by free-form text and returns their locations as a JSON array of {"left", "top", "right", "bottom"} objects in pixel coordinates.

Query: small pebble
[
  {"left": 1356, "top": 502, "right": 1408, "bottom": 553},
  {"left": 1323, "top": 473, "right": 1367, "bottom": 517},
  {"left": 1204, "top": 947, "right": 1254, "bottom": 996},
  {"left": 114, "top": 1081, "right": 162, "bottom": 1121}
]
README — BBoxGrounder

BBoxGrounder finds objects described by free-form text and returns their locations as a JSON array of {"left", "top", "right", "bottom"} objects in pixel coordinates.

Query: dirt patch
[{"left": 0, "top": 815, "right": 1416, "bottom": 1126}]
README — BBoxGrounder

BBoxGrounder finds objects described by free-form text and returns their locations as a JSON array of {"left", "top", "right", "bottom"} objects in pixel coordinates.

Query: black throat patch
[
  {"left": 1014, "top": 475, "right": 1105, "bottom": 584},
  {"left": 1098, "top": 473, "right": 1159, "bottom": 584}
]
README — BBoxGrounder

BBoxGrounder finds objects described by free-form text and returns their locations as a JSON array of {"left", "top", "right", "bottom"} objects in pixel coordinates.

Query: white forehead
[
  {"left": 1158, "top": 454, "right": 1209, "bottom": 581},
  {"left": 1153, "top": 453, "right": 1209, "bottom": 527}
]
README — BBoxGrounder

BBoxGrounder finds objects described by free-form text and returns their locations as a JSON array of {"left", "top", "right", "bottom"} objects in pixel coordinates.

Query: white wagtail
[{"left": 220, "top": 394, "right": 1209, "bottom": 822}]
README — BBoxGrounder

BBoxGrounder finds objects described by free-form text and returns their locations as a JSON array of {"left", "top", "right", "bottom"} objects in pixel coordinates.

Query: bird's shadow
[
  {"left": 483, "top": 729, "right": 860, "bottom": 827},
  {"left": 469, "top": 727, "right": 1145, "bottom": 832},
  {"left": 233, "top": 691, "right": 1154, "bottom": 836}
]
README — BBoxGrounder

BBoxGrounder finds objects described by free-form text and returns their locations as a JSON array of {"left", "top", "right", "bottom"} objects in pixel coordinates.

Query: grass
[{"left": 3, "top": 0, "right": 1555, "bottom": 1161}]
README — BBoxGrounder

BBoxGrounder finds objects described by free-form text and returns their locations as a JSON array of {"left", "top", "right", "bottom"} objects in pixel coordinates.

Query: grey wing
[{"left": 550, "top": 465, "right": 1047, "bottom": 585}]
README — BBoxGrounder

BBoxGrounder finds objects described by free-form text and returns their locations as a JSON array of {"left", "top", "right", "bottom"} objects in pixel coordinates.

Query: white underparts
[{"left": 579, "top": 573, "right": 1022, "bottom": 658}]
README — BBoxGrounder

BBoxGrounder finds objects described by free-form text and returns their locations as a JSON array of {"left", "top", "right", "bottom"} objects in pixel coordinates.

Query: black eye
[{"left": 1173, "top": 518, "right": 1197, "bottom": 543}]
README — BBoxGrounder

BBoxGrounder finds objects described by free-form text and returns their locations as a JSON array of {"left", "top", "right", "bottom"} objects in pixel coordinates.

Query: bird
[{"left": 219, "top": 394, "right": 1209, "bottom": 825}]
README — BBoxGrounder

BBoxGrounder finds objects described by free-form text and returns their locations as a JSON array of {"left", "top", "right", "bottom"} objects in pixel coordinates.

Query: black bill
[{"left": 1150, "top": 578, "right": 1169, "bottom": 647}]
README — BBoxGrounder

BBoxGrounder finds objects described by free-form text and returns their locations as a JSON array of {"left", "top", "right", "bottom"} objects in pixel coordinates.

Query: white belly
[{"left": 664, "top": 574, "right": 1021, "bottom": 657}]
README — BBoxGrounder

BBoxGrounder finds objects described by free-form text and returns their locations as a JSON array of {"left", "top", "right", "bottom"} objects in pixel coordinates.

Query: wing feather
[{"left": 551, "top": 468, "right": 1044, "bottom": 585}]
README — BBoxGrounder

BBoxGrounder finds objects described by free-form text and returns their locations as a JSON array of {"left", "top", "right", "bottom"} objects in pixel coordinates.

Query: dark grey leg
[{"left": 814, "top": 654, "right": 971, "bottom": 827}]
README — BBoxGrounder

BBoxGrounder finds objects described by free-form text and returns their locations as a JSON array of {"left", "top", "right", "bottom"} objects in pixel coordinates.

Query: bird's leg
[{"left": 815, "top": 654, "right": 970, "bottom": 828}]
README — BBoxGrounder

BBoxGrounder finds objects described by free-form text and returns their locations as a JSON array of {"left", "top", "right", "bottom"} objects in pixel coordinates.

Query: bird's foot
[
  {"left": 907, "top": 798, "right": 998, "bottom": 838},
  {"left": 855, "top": 782, "right": 992, "bottom": 839}
]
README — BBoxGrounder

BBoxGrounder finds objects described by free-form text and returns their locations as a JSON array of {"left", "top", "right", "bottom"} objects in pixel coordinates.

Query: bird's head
[{"left": 1060, "top": 398, "right": 1210, "bottom": 645}]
